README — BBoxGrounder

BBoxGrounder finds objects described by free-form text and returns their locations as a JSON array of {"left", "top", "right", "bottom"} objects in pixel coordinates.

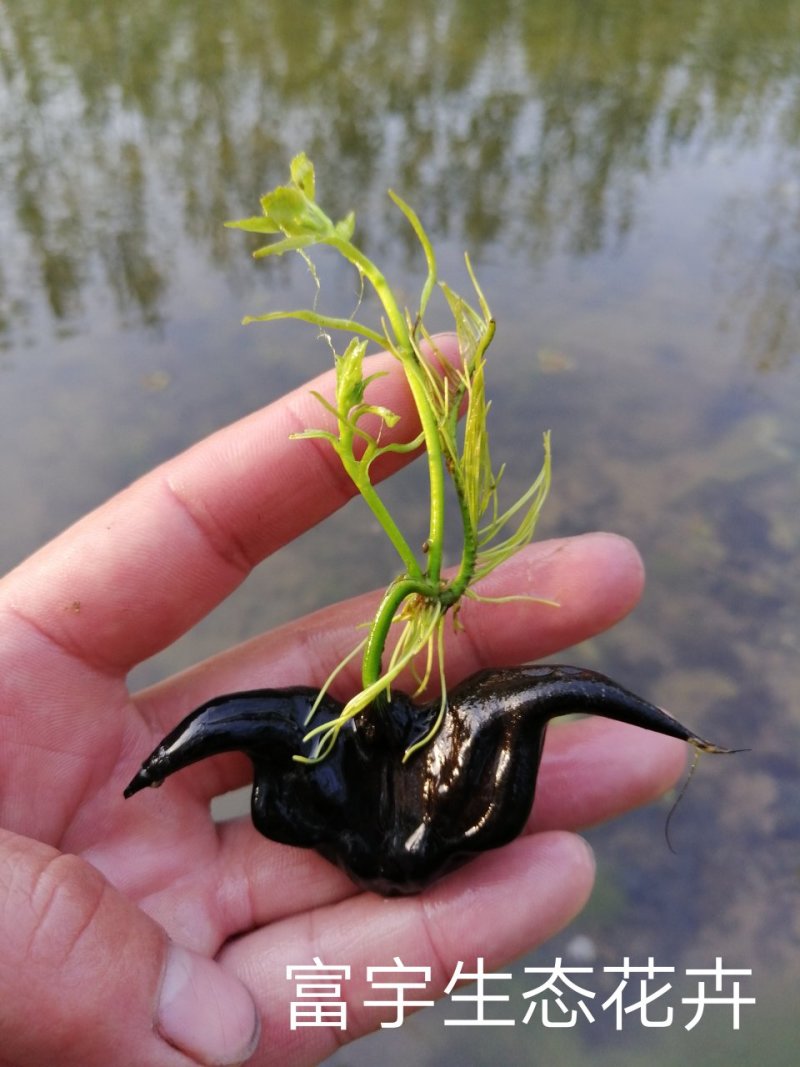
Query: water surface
[{"left": 1, "top": 2, "right": 798, "bottom": 1063}]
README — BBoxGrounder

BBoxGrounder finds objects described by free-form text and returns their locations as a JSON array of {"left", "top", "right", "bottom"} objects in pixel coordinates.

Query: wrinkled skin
[{"left": 125, "top": 664, "right": 731, "bottom": 894}]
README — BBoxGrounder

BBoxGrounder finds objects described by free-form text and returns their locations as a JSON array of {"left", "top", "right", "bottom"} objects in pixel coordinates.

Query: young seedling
[
  {"left": 125, "top": 156, "right": 735, "bottom": 894},
  {"left": 225, "top": 152, "right": 552, "bottom": 761}
]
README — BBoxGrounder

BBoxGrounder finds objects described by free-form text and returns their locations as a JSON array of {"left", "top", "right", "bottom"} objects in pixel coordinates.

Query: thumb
[{"left": 0, "top": 830, "right": 260, "bottom": 1067}]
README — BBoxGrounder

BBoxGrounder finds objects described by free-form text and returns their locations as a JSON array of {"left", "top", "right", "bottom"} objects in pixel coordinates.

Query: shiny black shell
[{"left": 124, "top": 665, "right": 728, "bottom": 894}]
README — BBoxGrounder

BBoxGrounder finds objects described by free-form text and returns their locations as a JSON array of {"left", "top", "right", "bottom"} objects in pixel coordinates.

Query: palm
[{"left": 0, "top": 343, "right": 685, "bottom": 1066}]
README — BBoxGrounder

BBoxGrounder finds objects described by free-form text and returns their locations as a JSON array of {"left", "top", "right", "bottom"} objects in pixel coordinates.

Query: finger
[
  {"left": 126, "top": 530, "right": 645, "bottom": 826},
  {"left": 529, "top": 717, "right": 688, "bottom": 832},
  {"left": 0, "top": 829, "right": 259, "bottom": 1067},
  {"left": 124, "top": 531, "right": 668, "bottom": 933},
  {"left": 135, "top": 531, "right": 644, "bottom": 737},
  {"left": 147, "top": 716, "right": 683, "bottom": 937},
  {"left": 218, "top": 830, "right": 595, "bottom": 1067},
  {"left": 1, "top": 334, "right": 460, "bottom": 674}
]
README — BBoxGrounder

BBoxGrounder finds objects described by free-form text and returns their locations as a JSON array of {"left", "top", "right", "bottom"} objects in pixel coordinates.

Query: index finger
[{"left": 0, "top": 334, "right": 461, "bottom": 673}]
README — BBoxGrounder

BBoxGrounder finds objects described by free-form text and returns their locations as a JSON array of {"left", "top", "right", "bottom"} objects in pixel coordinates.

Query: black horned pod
[{"left": 124, "top": 665, "right": 734, "bottom": 895}]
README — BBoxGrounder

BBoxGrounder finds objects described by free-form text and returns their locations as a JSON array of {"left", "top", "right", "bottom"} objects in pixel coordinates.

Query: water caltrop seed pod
[{"left": 124, "top": 664, "right": 733, "bottom": 895}]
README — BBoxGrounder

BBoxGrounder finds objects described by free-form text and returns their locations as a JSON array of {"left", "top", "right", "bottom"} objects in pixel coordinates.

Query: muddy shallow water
[{"left": 2, "top": 2, "right": 799, "bottom": 1063}]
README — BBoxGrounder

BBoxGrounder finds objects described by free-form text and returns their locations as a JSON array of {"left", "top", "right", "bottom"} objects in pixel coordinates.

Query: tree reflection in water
[
  {"left": 1, "top": 3, "right": 799, "bottom": 1064},
  {"left": 1, "top": 0, "right": 799, "bottom": 365}
]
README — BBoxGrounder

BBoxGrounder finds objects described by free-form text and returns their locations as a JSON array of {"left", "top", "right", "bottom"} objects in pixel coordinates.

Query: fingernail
[
  {"left": 579, "top": 835, "right": 596, "bottom": 876},
  {"left": 157, "top": 944, "right": 260, "bottom": 1066}
]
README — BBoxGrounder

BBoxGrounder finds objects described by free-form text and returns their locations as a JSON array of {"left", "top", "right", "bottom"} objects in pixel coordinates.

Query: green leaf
[
  {"left": 334, "top": 211, "right": 356, "bottom": 242},
  {"left": 260, "top": 186, "right": 331, "bottom": 237},
  {"left": 289, "top": 428, "right": 339, "bottom": 445},
  {"left": 223, "top": 215, "right": 281, "bottom": 234},
  {"left": 241, "top": 308, "right": 386, "bottom": 349},
  {"left": 228, "top": 155, "right": 554, "bottom": 763},
  {"left": 250, "top": 233, "right": 319, "bottom": 259},
  {"left": 290, "top": 152, "right": 316, "bottom": 200},
  {"left": 366, "top": 404, "right": 401, "bottom": 428},
  {"left": 335, "top": 338, "right": 369, "bottom": 412},
  {"left": 228, "top": 158, "right": 352, "bottom": 257}
]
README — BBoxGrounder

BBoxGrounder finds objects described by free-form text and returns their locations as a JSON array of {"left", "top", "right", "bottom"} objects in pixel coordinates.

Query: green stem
[
  {"left": 402, "top": 359, "right": 447, "bottom": 583},
  {"left": 328, "top": 238, "right": 409, "bottom": 345},
  {"left": 361, "top": 576, "right": 436, "bottom": 691},
  {"left": 359, "top": 461, "right": 477, "bottom": 691},
  {"left": 231, "top": 157, "right": 544, "bottom": 757},
  {"left": 331, "top": 235, "right": 449, "bottom": 585},
  {"left": 325, "top": 232, "right": 486, "bottom": 698},
  {"left": 440, "top": 473, "right": 478, "bottom": 608},
  {"left": 338, "top": 427, "right": 424, "bottom": 580}
]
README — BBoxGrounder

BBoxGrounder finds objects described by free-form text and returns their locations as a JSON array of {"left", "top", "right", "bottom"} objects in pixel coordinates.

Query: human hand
[{"left": 0, "top": 335, "right": 686, "bottom": 1066}]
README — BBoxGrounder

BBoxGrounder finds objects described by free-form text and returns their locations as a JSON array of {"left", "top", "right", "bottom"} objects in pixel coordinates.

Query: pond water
[{"left": 1, "top": 2, "right": 799, "bottom": 1064}]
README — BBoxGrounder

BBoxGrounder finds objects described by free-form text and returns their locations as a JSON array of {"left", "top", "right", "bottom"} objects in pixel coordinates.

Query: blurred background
[{"left": 1, "top": 2, "right": 798, "bottom": 1063}]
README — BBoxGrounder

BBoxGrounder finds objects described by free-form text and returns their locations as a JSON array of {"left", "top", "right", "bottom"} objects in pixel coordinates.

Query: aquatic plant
[
  {"left": 225, "top": 153, "right": 552, "bottom": 761},
  {"left": 125, "top": 156, "right": 733, "bottom": 894}
]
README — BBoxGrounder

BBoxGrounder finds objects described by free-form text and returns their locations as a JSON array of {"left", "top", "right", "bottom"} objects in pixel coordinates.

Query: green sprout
[{"left": 226, "top": 153, "right": 552, "bottom": 762}]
